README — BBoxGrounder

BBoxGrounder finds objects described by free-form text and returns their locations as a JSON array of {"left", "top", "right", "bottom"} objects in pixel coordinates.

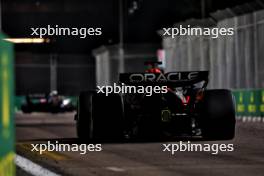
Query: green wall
[
  {"left": 0, "top": 33, "right": 15, "bottom": 176},
  {"left": 233, "top": 89, "right": 264, "bottom": 117}
]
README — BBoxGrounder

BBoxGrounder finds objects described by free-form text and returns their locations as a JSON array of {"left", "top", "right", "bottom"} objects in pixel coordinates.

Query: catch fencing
[
  {"left": 162, "top": 8, "right": 264, "bottom": 118},
  {"left": 162, "top": 9, "right": 264, "bottom": 90}
]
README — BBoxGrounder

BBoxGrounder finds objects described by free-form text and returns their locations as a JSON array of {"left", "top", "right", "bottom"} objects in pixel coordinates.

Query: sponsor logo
[{"left": 129, "top": 72, "right": 199, "bottom": 83}]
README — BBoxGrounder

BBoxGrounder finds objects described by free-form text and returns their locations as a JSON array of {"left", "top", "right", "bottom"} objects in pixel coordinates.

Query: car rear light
[
  {"left": 181, "top": 95, "right": 190, "bottom": 105},
  {"left": 40, "top": 98, "right": 47, "bottom": 103}
]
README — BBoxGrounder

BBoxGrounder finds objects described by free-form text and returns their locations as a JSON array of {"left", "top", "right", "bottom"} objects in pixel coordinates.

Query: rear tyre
[
  {"left": 76, "top": 91, "right": 93, "bottom": 140},
  {"left": 92, "top": 93, "right": 124, "bottom": 141},
  {"left": 76, "top": 91, "right": 123, "bottom": 142},
  {"left": 201, "top": 89, "right": 236, "bottom": 140}
]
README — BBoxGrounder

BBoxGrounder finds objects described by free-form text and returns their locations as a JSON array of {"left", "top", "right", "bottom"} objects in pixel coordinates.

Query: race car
[
  {"left": 75, "top": 62, "right": 236, "bottom": 141},
  {"left": 21, "top": 91, "right": 75, "bottom": 113}
]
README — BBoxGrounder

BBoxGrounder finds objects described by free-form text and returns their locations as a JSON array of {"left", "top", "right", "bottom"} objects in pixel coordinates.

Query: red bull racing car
[{"left": 75, "top": 62, "right": 236, "bottom": 141}]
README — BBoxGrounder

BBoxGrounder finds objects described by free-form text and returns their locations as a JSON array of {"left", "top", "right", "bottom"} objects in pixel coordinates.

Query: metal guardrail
[{"left": 0, "top": 33, "right": 15, "bottom": 176}]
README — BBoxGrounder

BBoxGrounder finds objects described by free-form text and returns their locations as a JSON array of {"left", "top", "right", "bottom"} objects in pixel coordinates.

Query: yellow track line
[{"left": 17, "top": 143, "right": 69, "bottom": 161}]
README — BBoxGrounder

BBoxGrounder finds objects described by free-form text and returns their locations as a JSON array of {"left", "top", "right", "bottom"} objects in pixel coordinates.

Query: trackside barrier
[
  {"left": 233, "top": 89, "right": 264, "bottom": 121},
  {"left": 0, "top": 33, "right": 15, "bottom": 175},
  {"left": 14, "top": 91, "right": 264, "bottom": 119}
]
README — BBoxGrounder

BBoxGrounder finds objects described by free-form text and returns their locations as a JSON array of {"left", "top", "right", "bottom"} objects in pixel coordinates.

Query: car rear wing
[{"left": 119, "top": 71, "right": 209, "bottom": 87}]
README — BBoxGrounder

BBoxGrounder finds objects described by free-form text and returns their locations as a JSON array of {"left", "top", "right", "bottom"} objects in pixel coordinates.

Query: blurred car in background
[{"left": 21, "top": 91, "right": 75, "bottom": 113}]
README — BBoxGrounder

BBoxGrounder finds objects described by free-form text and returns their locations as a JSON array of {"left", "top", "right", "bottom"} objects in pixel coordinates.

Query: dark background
[{"left": 1, "top": 0, "right": 260, "bottom": 95}]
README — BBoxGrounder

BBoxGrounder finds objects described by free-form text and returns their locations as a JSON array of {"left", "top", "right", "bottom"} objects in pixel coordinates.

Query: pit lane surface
[{"left": 16, "top": 113, "right": 264, "bottom": 176}]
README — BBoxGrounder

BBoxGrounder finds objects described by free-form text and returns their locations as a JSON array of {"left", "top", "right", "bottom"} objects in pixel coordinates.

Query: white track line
[
  {"left": 15, "top": 154, "right": 60, "bottom": 176},
  {"left": 106, "top": 167, "right": 126, "bottom": 172},
  {"left": 237, "top": 116, "right": 264, "bottom": 123}
]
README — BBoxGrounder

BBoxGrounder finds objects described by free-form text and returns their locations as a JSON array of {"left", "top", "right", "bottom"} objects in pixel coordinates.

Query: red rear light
[
  {"left": 153, "top": 68, "right": 162, "bottom": 73},
  {"left": 181, "top": 96, "right": 190, "bottom": 105}
]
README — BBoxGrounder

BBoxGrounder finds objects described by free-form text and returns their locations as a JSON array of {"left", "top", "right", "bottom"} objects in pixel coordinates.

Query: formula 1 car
[
  {"left": 21, "top": 91, "right": 75, "bottom": 113},
  {"left": 75, "top": 62, "right": 236, "bottom": 141}
]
